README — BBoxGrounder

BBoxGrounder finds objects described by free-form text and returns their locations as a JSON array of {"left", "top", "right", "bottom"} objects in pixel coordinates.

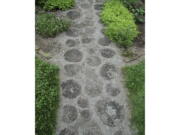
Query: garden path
[{"left": 50, "top": 0, "right": 132, "bottom": 134}]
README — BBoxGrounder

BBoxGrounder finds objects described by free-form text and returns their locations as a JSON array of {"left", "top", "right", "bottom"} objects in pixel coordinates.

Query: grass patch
[
  {"left": 122, "top": 61, "right": 145, "bottom": 135},
  {"left": 44, "top": 0, "right": 75, "bottom": 11},
  {"left": 35, "top": 13, "right": 70, "bottom": 38},
  {"left": 36, "top": 58, "right": 60, "bottom": 135},
  {"left": 36, "top": 0, "right": 75, "bottom": 11},
  {"left": 100, "top": 0, "right": 139, "bottom": 48}
]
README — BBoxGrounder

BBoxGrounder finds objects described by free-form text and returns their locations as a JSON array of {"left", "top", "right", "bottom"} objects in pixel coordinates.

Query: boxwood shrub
[
  {"left": 35, "top": 13, "right": 70, "bottom": 37},
  {"left": 44, "top": 0, "right": 75, "bottom": 11},
  {"left": 100, "top": 0, "right": 139, "bottom": 47},
  {"left": 35, "top": 58, "right": 60, "bottom": 135}
]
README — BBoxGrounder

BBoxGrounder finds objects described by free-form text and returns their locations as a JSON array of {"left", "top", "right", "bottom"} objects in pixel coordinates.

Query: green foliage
[
  {"left": 36, "top": 0, "right": 48, "bottom": 7},
  {"left": 122, "top": 61, "right": 145, "bottom": 135},
  {"left": 122, "top": 0, "right": 145, "bottom": 23},
  {"left": 35, "top": 58, "right": 60, "bottom": 135},
  {"left": 35, "top": 13, "right": 70, "bottom": 37},
  {"left": 100, "top": 0, "right": 139, "bottom": 47},
  {"left": 44, "top": 0, "right": 75, "bottom": 11}
]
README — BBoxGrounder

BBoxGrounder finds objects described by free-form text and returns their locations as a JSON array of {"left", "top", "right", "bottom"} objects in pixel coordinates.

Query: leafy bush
[
  {"left": 121, "top": 0, "right": 145, "bottom": 23},
  {"left": 122, "top": 61, "right": 145, "bottom": 135},
  {"left": 44, "top": 0, "right": 75, "bottom": 11},
  {"left": 36, "top": 13, "right": 70, "bottom": 37},
  {"left": 36, "top": 58, "right": 60, "bottom": 135},
  {"left": 100, "top": 0, "right": 139, "bottom": 47},
  {"left": 36, "top": 0, "right": 48, "bottom": 7}
]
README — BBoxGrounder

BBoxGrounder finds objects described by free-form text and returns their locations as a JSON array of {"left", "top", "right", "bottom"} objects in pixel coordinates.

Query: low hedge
[
  {"left": 100, "top": 0, "right": 139, "bottom": 47},
  {"left": 35, "top": 58, "right": 60, "bottom": 135},
  {"left": 122, "top": 61, "right": 145, "bottom": 135},
  {"left": 35, "top": 13, "right": 70, "bottom": 37}
]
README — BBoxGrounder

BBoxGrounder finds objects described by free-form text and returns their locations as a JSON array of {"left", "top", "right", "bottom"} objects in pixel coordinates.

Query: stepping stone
[
  {"left": 86, "top": 56, "right": 101, "bottom": 67},
  {"left": 80, "top": 109, "right": 91, "bottom": 121},
  {"left": 61, "top": 80, "right": 81, "bottom": 99},
  {"left": 77, "top": 97, "right": 89, "bottom": 108},
  {"left": 65, "top": 39, "right": 76, "bottom": 47},
  {"left": 101, "top": 49, "right": 115, "bottom": 58},
  {"left": 64, "top": 64, "right": 81, "bottom": 76},
  {"left": 80, "top": 3, "right": 91, "bottom": 9},
  {"left": 100, "top": 64, "right": 117, "bottom": 80},
  {"left": 98, "top": 37, "right": 111, "bottom": 46},
  {"left": 114, "top": 130, "right": 122, "bottom": 135},
  {"left": 64, "top": 49, "right": 83, "bottom": 62},
  {"left": 106, "top": 84, "right": 120, "bottom": 96},
  {"left": 85, "top": 79, "right": 102, "bottom": 97},
  {"left": 82, "top": 37, "right": 93, "bottom": 44},
  {"left": 62, "top": 105, "right": 78, "bottom": 123},
  {"left": 66, "top": 28, "right": 80, "bottom": 37},
  {"left": 60, "top": 128, "right": 78, "bottom": 135},
  {"left": 94, "top": 4, "right": 103, "bottom": 10},
  {"left": 95, "top": 99, "right": 124, "bottom": 127},
  {"left": 67, "top": 11, "right": 81, "bottom": 20}
]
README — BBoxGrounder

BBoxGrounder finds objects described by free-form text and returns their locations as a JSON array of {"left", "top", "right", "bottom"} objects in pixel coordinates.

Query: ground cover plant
[
  {"left": 100, "top": 0, "right": 139, "bottom": 48},
  {"left": 35, "top": 13, "right": 70, "bottom": 37},
  {"left": 36, "top": 0, "right": 75, "bottom": 11},
  {"left": 122, "top": 61, "right": 145, "bottom": 135},
  {"left": 35, "top": 58, "right": 60, "bottom": 135}
]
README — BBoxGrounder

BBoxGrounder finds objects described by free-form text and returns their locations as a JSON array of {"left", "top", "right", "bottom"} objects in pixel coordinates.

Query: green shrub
[
  {"left": 36, "top": 13, "right": 70, "bottom": 37},
  {"left": 44, "top": 0, "right": 75, "bottom": 11},
  {"left": 36, "top": 58, "right": 60, "bottom": 135},
  {"left": 121, "top": 0, "right": 145, "bottom": 23},
  {"left": 100, "top": 0, "right": 139, "bottom": 47},
  {"left": 122, "top": 61, "right": 145, "bottom": 135},
  {"left": 36, "top": 0, "right": 48, "bottom": 7}
]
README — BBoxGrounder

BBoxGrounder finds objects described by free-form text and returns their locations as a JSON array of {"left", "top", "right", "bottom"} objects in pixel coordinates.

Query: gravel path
[{"left": 49, "top": 0, "right": 132, "bottom": 134}]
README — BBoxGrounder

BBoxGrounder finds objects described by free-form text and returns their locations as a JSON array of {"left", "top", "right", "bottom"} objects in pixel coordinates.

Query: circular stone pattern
[
  {"left": 94, "top": 4, "right": 103, "bottom": 10},
  {"left": 98, "top": 37, "right": 111, "bottom": 46},
  {"left": 67, "top": 11, "right": 80, "bottom": 20},
  {"left": 95, "top": 99, "right": 124, "bottom": 127},
  {"left": 77, "top": 97, "right": 89, "bottom": 108},
  {"left": 64, "top": 64, "right": 81, "bottom": 76},
  {"left": 85, "top": 80, "right": 102, "bottom": 97},
  {"left": 61, "top": 80, "right": 81, "bottom": 99},
  {"left": 114, "top": 130, "right": 122, "bottom": 135},
  {"left": 100, "top": 64, "right": 117, "bottom": 80},
  {"left": 62, "top": 105, "right": 78, "bottom": 123},
  {"left": 66, "top": 39, "right": 76, "bottom": 47},
  {"left": 80, "top": 109, "right": 91, "bottom": 121},
  {"left": 86, "top": 56, "right": 101, "bottom": 67},
  {"left": 80, "top": 121, "right": 103, "bottom": 135},
  {"left": 82, "top": 37, "right": 92, "bottom": 44},
  {"left": 60, "top": 128, "right": 78, "bottom": 135},
  {"left": 64, "top": 49, "right": 83, "bottom": 62},
  {"left": 101, "top": 49, "right": 115, "bottom": 58},
  {"left": 66, "top": 28, "right": 80, "bottom": 37},
  {"left": 106, "top": 84, "right": 120, "bottom": 96}
]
